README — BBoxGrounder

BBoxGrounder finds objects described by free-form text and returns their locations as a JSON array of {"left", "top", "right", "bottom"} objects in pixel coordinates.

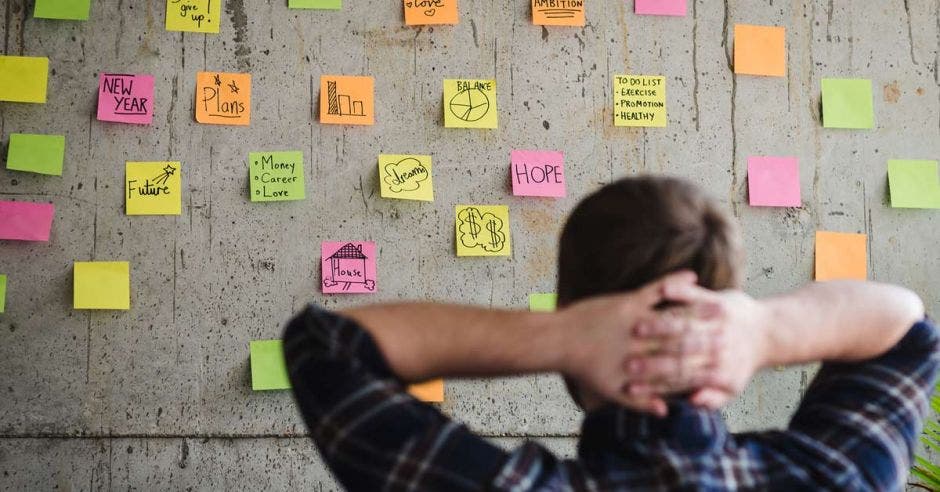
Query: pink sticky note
[
  {"left": 0, "top": 201, "right": 54, "bottom": 241},
  {"left": 635, "top": 0, "right": 686, "bottom": 16},
  {"left": 747, "top": 156, "right": 801, "bottom": 207},
  {"left": 321, "top": 241, "right": 377, "bottom": 294},
  {"left": 96, "top": 73, "right": 155, "bottom": 125},
  {"left": 511, "top": 150, "right": 566, "bottom": 198}
]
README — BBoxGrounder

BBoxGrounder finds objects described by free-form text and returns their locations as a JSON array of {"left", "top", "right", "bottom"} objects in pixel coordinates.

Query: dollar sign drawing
[
  {"left": 466, "top": 209, "right": 481, "bottom": 240},
  {"left": 486, "top": 219, "right": 501, "bottom": 250}
]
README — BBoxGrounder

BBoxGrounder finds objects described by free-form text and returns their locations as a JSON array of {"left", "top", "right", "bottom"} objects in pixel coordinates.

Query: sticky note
[
  {"left": 747, "top": 156, "right": 801, "bottom": 207},
  {"left": 0, "top": 275, "right": 6, "bottom": 313},
  {"left": 322, "top": 242, "right": 377, "bottom": 293},
  {"left": 319, "top": 75, "right": 375, "bottom": 125},
  {"left": 404, "top": 0, "right": 458, "bottom": 25},
  {"left": 289, "top": 0, "right": 341, "bottom": 8},
  {"left": 0, "top": 56, "right": 48, "bottom": 103},
  {"left": 73, "top": 261, "right": 130, "bottom": 310},
  {"left": 444, "top": 79, "right": 497, "bottom": 129},
  {"left": 815, "top": 231, "right": 867, "bottom": 281},
  {"left": 455, "top": 205, "right": 511, "bottom": 257},
  {"left": 408, "top": 380, "right": 444, "bottom": 402},
  {"left": 250, "top": 340, "right": 291, "bottom": 391},
  {"left": 379, "top": 155, "right": 433, "bottom": 201},
  {"left": 613, "top": 75, "right": 667, "bottom": 127},
  {"left": 532, "top": 0, "right": 584, "bottom": 26},
  {"left": 635, "top": 0, "right": 686, "bottom": 16},
  {"left": 34, "top": 0, "right": 91, "bottom": 20},
  {"left": 888, "top": 160, "right": 940, "bottom": 209},
  {"left": 125, "top": 162, "right": 182, "bottom": 215},
  {"left": 0, "top": 201, "right": 54, "bottom": 241},
  {"left": 734, "top": 24, "right": 786, "bottom": 77},
  {"left": 822, "top": 78, "right": 874, "bottom": 129},
  {"left": 6, "top": 133, "right": 65, "bottom": 176},
  {"left": 195, "top": 72, "right": 251, "bottom": 125},
  {"left": 249, "top": 151, "right": 305, "bottom": 202},
  {"left": 511, "top": 150, "right": 565, "bottom": 198},
  {"left": 529, "top": 293, "right": 557, "bottom": 312},
  {"left": 97, "top": 73, "right": 155, "bottom": 125},
  {"left": 165, "top": 0, "right": 221, "bottom": 33}
]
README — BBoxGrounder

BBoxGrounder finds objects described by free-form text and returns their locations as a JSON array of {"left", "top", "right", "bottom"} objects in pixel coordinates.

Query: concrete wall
[{"left": 1, "top": 0, "right": 938, "bottom": 489}]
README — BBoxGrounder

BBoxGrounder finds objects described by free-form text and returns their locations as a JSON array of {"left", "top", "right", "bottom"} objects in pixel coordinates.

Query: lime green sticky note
[
  {"left": 0, "top": 56, "right": 48, "bottom": 103},
  {"left": 6, "top": 133, "right": 65, "bottom": 176},
  {"left": 888, "top": 160, "right": 940, "bottom": 209},
  {"left": 249, "top": 151, "right": 305, "bottom": 202},
  {"left": 250, "top": 340, "right": 292, "bottom": 391},
  {"left": 379, "top": 154, "right": 434, "bottom": 201},
  {"left": 0, "top": 275, "right": 7, "bottom": 313},
  {"left": 165, "top": 0, "right": 221, "bottom": 33},
  {"left": 822, "top": 78, "right": 874, "bottom": 129},
  {"left": 289, "top": 0, "right": 341, "bottom": 8},
  {"left": 34, "top": 0, "right": 92, "bottom": 20},
  {"left": 529, "top": 293, "right": 557, "bottom": 312},
  {"left": 444, "top": 79, "right": 498, "bottom": 129},
  {"left": 74, "top": 261, "right": 130, "bottom": 310}
]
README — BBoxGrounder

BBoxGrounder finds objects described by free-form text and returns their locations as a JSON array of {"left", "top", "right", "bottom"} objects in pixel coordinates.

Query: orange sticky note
[
  {"left": 734, "top": 24, "right": 786, "bottom": 77},
  {"left": 408, "top": 379, "right": 444, "bottom": 402},
  {"left": 195, "top": 72, "right": 251, "bottom": 126},
  {"left": 404, "top": 0, "right": 458, "bottom": 25},
  {"left": 319, "top": 75, "right": 375, "bottom": 125},
  {"left": 532, "top": 0, "right": 584, "bottom": 26},
  {"left": 815, "top": 231, "right": 867, "bottom": 281}
]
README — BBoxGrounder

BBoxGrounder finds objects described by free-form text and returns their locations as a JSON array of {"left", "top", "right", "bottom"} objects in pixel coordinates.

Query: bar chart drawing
[{"left": 326, "top": 81, "right": 366, "bottom": 117}]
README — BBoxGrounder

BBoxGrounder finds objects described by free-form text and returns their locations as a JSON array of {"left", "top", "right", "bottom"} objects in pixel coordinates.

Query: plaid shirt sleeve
[
  {"left": 283, "top": 305, "right": 557, "bottom": 492},
  {"left": 786, "top": 318, "right": 940, "bottom": 491}
]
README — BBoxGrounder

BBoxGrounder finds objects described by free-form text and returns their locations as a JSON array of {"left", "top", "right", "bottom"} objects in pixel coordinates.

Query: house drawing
[{"left": 323, "top": 242, "right": 375, "bottom": 291}]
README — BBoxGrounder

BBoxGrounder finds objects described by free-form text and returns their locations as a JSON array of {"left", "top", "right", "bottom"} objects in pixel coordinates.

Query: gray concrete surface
[{"left": 0, "top": 0, "right": 938, "bottom": 489}]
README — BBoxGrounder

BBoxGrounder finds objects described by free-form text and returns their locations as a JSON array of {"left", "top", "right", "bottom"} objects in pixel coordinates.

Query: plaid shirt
[{"left": 283, "top": 305, "right": 940, "bottom": 492}]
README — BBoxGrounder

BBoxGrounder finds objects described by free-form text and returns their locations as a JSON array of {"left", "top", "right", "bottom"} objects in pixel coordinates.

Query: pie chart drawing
[{"left": 449, "top": 88, "right": 490, "bottom": 122}]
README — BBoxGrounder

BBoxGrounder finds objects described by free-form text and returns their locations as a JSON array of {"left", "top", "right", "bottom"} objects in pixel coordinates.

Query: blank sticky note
[
  {"left": 319, "top": 75, "right": 375, "bottom": 125},
  {"left": 195, "top": 72, "right": 251, "bottom": 125},
  {"left": 97, "top": 73, "right": 155, "bottom": 125},
  {"left": 408, "top": 380, "right": 444, "bottom": 402},
  {"left": 734, "top": 24, "right": 786, "bottom": 77},
  {"left": 0, "top": 56, "right": 49, "bottom": 103},
  {"left": 0, "top": 201, "right": 54, "bottom": 241},
  {"left": 444, "top": 79, "right": 498, "bottom": 129},
  {"left": 613, "top": 75, "right": 667, "bottom": 127},
  {"left": 635, "top": 0, "right": 685, "bottom": 16},
  {"left": 888, "top": 160, "right": 940, "bottom": 209},
  {"left": 822, "top": 78, "right": 874, "bottom": 129},
  {"left": 322, "top": 242, "right": 377, "bottom": 293},
  {"left": 815, "top": 231, "right": 867, "bottom": 281},
  {"left": 34, "top": 0, "right": 91, "bottom": 20},
  {"left": 289, "top": 0, "right": 341, "bottom": 8},
  {"left": 74, "top": 261, "right": 130, "bottom": 310},
  {"left": 747, "top": 156, "right": 801, "bottom": 207},
  {"left": 511, "top": 150, "right": 566, "bottom": 198},
  {"left": 532, "top": 0, "right": 584, "bottom": 26},
  {"left": 404, "top": 0, "right": 458, "bottom": 25},
  {"left": 126, "top": 162, "right": 182, "bottom": 215},
  {"left": 0, "top": 275, "right": 6, "bottom": 313},
  {"left": 456, "top": 205, "right": 511, "bottom": 256},
  {"left": 250, "top": 340, "right": 291, "bottom": 391},
  {"left": 379, "top": 155, "right": 433, "bottom": 201},
  {"left": 529, "top": 293, "right": 557, "bottom": 312},
  {"left": 6, "top": 133, "right": 65, "bottom": 176},
  {"left": 249, "top": 152, "right": 305, "bottom": 202},
  {"left": 165, "top": 0, "right": 221, "bottom": 33}
]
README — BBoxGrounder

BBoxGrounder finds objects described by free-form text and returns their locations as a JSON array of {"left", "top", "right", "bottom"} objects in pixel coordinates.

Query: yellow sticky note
[
  {"left": 734, "top": 24, "right": 786, "bottom": 77},
  {"left": 444, "top": 79, "right": 497, "bottom": 129},
  {"left": 195, "top": 72, "right": 251, "bottom": 125},
  {"left": 165, "top": 0, "right": 221, "bottom": 33},
  {"left": 815, "top": 231, "right": 867, "bottom": 281},
  {"left": 319, "top": 75, "right": 375, "bottom": 125},
  {"left": 532, "top": 0, "right": 584, "bottom": 26},
  {"left": 126, "top": 162, "right": 182, "bottom": 215},
  {"left": 455, "top": 205, "right": 511, "bottom": 256},
  {"left": 379, "top": 155, "right": 433, "bottom": 201},
  {"left": 408, "top": 379, "right": 444, "bottom": 402},
  {"left": 0, "top": 56, "right": 49, "bottom": 103},
  {"left": 74, "top": 261, "right": 130, "bottom": 310},
  {"left": 613, "top": 75, "right": 666, "bottom": 127}
]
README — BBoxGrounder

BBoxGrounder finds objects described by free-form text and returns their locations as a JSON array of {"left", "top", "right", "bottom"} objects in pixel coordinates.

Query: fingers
[
  {"left": 661, "top": 279, "right": 720, "bottom": 306},
  {"left": 635, "top": 270, "right": 698, "bottom": 307},
  {"left": 689, "top": 388, "right": 731, "bottom": 410},
  {"left": 614, "top": 392, "right": 669, "bottom": 418}
]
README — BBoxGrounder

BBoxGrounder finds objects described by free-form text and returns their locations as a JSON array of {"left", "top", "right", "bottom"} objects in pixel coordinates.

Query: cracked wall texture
[{"left": 1, "top": 0, "right": 939, "bottom": 489}]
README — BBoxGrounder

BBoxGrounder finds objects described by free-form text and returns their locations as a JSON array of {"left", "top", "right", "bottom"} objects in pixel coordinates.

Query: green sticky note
[
  {"left": 822, "top": 78, "right": 874, "bottom": 129},
  {"left": 6, "top": 133, "right": 65, "bottom": 176},
  {"left": 34, "top": 0, "right": 92, "bottom": 20},
  {"left": 288, "top": 0, "right": 342, "bottom": 8},
  {"left": 529, "top": 293, "right": 557, "bottom": 312},
  {"left": 250, "top": 340, "right": 292, "bottom": 391},
  {"left": 888, "top": 160, "right": 940, "bottom": 209},
  {"left": 249, "top": 151, "right": 305, "bottom": 202},
  {"left": 0, "top": 275, "right": 7, "bottom": 313}
]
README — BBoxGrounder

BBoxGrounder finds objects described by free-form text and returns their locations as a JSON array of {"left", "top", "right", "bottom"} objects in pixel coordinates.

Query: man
[{"left": 283, "top": 177, "right": 938, "bottom": 491}]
